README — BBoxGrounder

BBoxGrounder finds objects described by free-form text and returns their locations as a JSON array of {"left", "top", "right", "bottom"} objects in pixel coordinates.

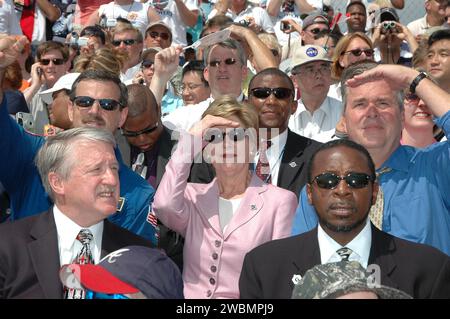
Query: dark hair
[
  {"left": 182, "top": 60, "right": 208, "bottom": 87},
  {"left": 200, "top": 15, "right": 234, "bottom": 38},
  {"left": 248, "top": 68, "right": 295, "bottom": 93},
  {"left": 307, "top": 139, "right": 376, "bottom": 183},
  {"left": 36, "top": 41, "right": 69, "bottom": 61},
  {"left": 70, "top": 69, "right": 128, "bottom": 109},
  {"left": 346, "top": 0, "right": 366, "bottom": 14},
  {"left": 126, "top": 84, "right": 159, "bottom": 117},
  {"left": 314, "top": 30, "right": 342, "bottom": 45},
  {"left": 428, "top": 29, "right": 450, "bottom": 47},
  {"left": 80, "top": 25, "right": 106, "bottom": 45}
]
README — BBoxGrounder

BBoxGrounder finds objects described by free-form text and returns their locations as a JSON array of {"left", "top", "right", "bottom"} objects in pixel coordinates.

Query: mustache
[
  {"left": 96, "top": 186, "right": 116, "bottom": 195},
  {"left": 328, "top": 201, "right": 357, "bottom": 212},
  {"left": 83, "top": 116, "right": 105, "bottom": 125}
]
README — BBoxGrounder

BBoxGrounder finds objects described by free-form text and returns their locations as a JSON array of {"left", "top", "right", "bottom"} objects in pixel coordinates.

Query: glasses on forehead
[
  {"left": 141, "top": 60, "right": 154, "bottom": 69},
  {"left": 112, "top": 39, "right": 137, "bottom": 46},
  {"left": 208, "top": 58, "right": 237, "bottom": 67},
  {"left": 148, "top": 31, "right": 170, "bottom": 41},
  {"left": 40, "top": 58, "right": 65, "bottom": 65},
  {"left": 204, "top": 128, "right": 247, "bottom": 144},
  {"left": 343, "top": 48, "right": 374, "bottom": 57},
  {"left": 311, "top": 172, "right": 374, "bottom": 190},
  {"left": 121, "top": 122, "right": 159, "bottom": 137},
  {"left": 250, "top": 87, "right": 292, "bottom": 100},
  {"left": 72, "top": 96, "right": 122, "bottom": 111}
]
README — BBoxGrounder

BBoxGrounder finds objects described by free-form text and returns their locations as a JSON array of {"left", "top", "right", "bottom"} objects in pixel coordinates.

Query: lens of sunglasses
[
  {"left": 208, "top": 58, "right": 237, "bottom": 67},
  {"left": 404, "top": 93, "right": 420, "bottom": 102},
  {"left": 347, "top": 49, "right": 374, "bottom": 57},
  {"left": 73, "top": 96, "right": 121, "bottom": 111},
  {"left": 204, "top": 128, "right": 246, "bottom": 143},
  {"left": 313, "top": 172, "right": 372, "bottom": 189},
  {"left": 112, "top": 39, "right": 136, "bottom": 46},
  {"left": 121, "top": 122, "right": 159, "bottom": 137},
  {"left": 149, "top": 31, "right": 170, "bottom": 41},
  {"left": 309, "top": 28, "right": 323, "bottom": 34},
  {"left": 250, "top": 87, "right": 292, "bottom": 100},
  {"left": 141, "top": 60, "right": 154, "bottom": 68},
  {"left": 40, "top": 58, "right": 65, "bottom": 65}
]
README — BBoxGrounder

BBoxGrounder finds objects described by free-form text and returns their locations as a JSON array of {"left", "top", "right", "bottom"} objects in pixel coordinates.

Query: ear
[
  {"left": 203, "top": 67, "right": 209, "bottom": 84},
  {"left": 371, "top": 181, "right": 379, "bottom": 206},
  {"left": 336, "top": 115, "right": 347, "bottom": 133},
  {"left": 338, "top": 55, "right": 345, "bottom": 68},
  {"left": 118, "top": 107, "right": 128, "bottom": 128},
  {"left": 48, "top": 172, "right": 65, "bottom": 196},
  {"left": 306, "top": 183, "right": 313, "bottom": 205},
  {"left": 68, "top": 100, "right": 74, "bottom": 122},
  {"left": 241, "top": 64, "right": 248, "bottom": 80}
]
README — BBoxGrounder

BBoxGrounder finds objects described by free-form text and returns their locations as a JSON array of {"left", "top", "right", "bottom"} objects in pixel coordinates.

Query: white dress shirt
[
  {"left": 53, "top": 206, "right": 104, "bottom": 266},
  {"left": 288, "top": 95, "right": 343, "bottom": 143},
  {"left": 254, "top": 129, "right": 287, "bottom": 186},
  {"left": 318, "top": 218, "right": 372, "bottom": 269}
]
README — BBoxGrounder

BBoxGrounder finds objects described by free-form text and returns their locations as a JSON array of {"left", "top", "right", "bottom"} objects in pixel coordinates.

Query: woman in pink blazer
[{"left": 153, "top": 96, "right": 298, "bottom": 299}]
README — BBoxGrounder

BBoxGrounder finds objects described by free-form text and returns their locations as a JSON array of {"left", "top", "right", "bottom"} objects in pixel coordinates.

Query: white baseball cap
[
  {"left": 39, "top": 73, "right": 81, "bottom": 105},
  {"left": 290, "top": 45, "right": 331, "bottom": 71}
]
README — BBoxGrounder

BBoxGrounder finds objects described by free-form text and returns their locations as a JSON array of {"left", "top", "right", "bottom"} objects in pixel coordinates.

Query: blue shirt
[
  {"left": 0, "top": 97, "right": 158, "bottom": 244},
  {"left": 292, "top": 110, "right": 450, "bottom": 256}
]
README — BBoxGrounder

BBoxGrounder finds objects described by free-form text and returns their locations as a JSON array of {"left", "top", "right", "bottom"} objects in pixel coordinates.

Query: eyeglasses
[
  {"left": 40, "top": 58, "right": 65, "bottom": 65},
  {"left": 204, "top": 128, "right": 247, "bottom": 143},
  {"left": 404, "top": 93, "right": 420, "bottom": 102},
  {"left": 148, "top": 31, "right": 170, "bottom": 41},
  {"left": 307, "top": 27, "right": 328, "bottom": 35},
  {"left": 342, "top": 48, "right": 374, "bottom": 57},
  {"left": 86, "top": 290, "right": 129, "bottom": 299},
  {"left": 311, "top": 172, "right": 374, "bottom": 190},
  {"left": 121, "top": 122, "right": 159, "bottom": 137},
  {"left": 72, "top": 96, "right": 122, "bottom": 111},
  {"left": 208, "top": 58, "right": 237, "bottom": 67},
  {"left": 250, "top": 87, "right": 293, "bottom": 100},
  {"left": 141, "top": 60, "right": 154, "bottom": 69},
  {"left": 181, "top": 83, "right": 204, "bottom": 92},
  {"left": 112, "top": 39, "right": 137, "bottom": 46},
  {"left": 292, "top": 64, "right": 331, "bottom": 77}
]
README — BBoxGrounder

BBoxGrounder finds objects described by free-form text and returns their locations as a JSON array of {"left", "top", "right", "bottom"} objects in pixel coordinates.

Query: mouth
[
  {"left": 413, "top": 111, "right": 431, "bottom": 118},
  {"left": 138, "top": 143, "right": 152, "bottom": 151},
  {"left": 84, "top": 120, "right": 105, "bottom": 128},
  {"left": 328, "top": 204, "right": 356, "bottom": 217}
]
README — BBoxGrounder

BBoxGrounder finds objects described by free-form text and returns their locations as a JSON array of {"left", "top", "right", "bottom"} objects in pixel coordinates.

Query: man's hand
[
  {"left": 0, "top": 35, "right": 28, "bottom": 70},
  {"left": 154, "top": 46, "right": 183, "bottom": 82}
]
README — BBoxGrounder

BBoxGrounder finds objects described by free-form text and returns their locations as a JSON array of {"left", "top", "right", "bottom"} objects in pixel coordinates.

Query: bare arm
[
  {"left": 214, "top": 0, "right": 231, "bottom": 15},
  {"left": 346, "top": 65, "right": 450, "bottom": 118},
  {"left": 390, "top": 0, "right": 405, "bottom": 9},
  {"left": 23, "top": 63, "right": 45, "bottom": 104},
  {"left": 294, "top": 0, "right": 315, "bottom": 13},
  {"left": 36, "top": 0, "right": 61, "bottom": 22},
  {"left": 174, "top": 0, "right": 199, "bottom": 27},
  {"left": 266, "top": 0, "right": 283, "bottom": 18},
  {"left": 147, "top": 5, "right": 161, "bottom": 23}
]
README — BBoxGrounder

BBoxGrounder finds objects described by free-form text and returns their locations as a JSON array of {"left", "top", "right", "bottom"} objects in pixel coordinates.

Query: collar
[
  {"left": 53, "top": 205, "right": 103, "bottom": 260},
  {"left": 265, "top": 129, "right": 287, "bottom": 158},
  {"left": 378, "top": 145, "right": 413, "bottom": 173},
  {"left": 318, "top": 218, "right": 372, "bottom": 268},
  {"left": 295, "top": 96, "right": 331, "bottom": 118}
]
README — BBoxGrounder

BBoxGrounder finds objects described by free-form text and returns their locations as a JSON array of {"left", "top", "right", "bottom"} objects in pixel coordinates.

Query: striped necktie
[
  {"left": 369, "top": 167, "right": 391, "bottom": 230},
  {"left": 336, "top": 247, "right": 353, "bottom": 261}
]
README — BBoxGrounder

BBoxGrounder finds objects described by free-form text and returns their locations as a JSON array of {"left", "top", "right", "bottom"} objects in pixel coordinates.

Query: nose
[
  {"left": 103, "top": 166, "right": 119, "bottom": 186},
  {"left": 366, "top": 103, "right": 380, "bottom": 118},
  {"left": 333, "top": 178, "right": 352, "bottom": 197},
  {"left": 87, "top": 100, "right": 101, "bottom": 115},
  {"left": 429, "top": 54, "right": 440, "bottom": 65}
]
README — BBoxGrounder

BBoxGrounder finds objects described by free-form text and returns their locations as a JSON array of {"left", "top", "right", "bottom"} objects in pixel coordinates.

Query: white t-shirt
[
  {"left": 0, "top": 0, "right": 22, "bottom": 35},
  {"left": 98, "top": 1, "right": 150, "bottom": 36},
  {"left": 147, "top": 0, "right": 199, "bottom": 46}
]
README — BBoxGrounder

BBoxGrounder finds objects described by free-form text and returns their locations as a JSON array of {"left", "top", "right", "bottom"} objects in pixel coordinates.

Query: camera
[
  {"left": 238, "top": 19, "right": 250, "bottom": 27},
  {"left": 69, "top": 32, "right": 89, "bottom": 48},
  {"left": 280, "top": 21, "right": 291, "bottom": 32}
]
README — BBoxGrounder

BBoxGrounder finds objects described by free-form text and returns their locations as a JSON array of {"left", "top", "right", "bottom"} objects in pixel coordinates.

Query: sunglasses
[
  {"left": 250, "top": 87, "right": 293, "bottom": 100},
  {"left": 148, "top": 31, "right": 170, "bottom": 41},
  {"left": 404, "top": 93, "right": 420, "bottom": 102},
  {"left": 112, "top": 39, "right": 137, "bottom": 46},
  {"left": 208, "top": 58, "right": 237, "bottom": 67},
  {"left": 40, "top": 58, "right": 65, "bottom": 65},
  {"left": 121, "top": 122, "right": 159, "bottom": 137},
  {"left": 141, "top": 60, "right": 154, "bottom": 69},
  {"left": 308, "top": 28, "right": 328, "bottom": 35},
  {"left": 86, "top": 290, "right": 129, "bottom": 299},
  {"left": 343, "top": 48, "right": 374, "bottom": 57},
  {"left": 72, "top": 96, "right": 121, "bottom": 111},
  {"left": 204, "top": 128, "right": 247, "bottom": 143},
  {"left": 311, "top": 172, "right": 374, "bottom": 189}
]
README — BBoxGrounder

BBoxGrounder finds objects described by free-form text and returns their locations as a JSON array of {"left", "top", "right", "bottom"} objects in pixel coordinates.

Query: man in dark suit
[
  {"left": 239, "top": 139, "right": 450, "bottom": 299},
  {"left": 190, "top": 68, "right": 322, "bottom": 199},
  {"left": 121, "top": 84, "right": 182, "bottom": 270},
  {"left": 0, "top": 127, "right": 152, "bottom": 299}
]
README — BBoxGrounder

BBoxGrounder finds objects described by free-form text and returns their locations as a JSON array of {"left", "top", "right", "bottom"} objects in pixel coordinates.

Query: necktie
[
  {"left": 255, "top": 140, "right": 272, "bottom": 184},
  {"left": 368, "top": 167, "right": 391, "bottom": 230},
  {"left": 336, "top": 247, "right": 353, "bottom": 261},
  {"left": 64, "top": 229, "right": 94, "bottom": 299}
]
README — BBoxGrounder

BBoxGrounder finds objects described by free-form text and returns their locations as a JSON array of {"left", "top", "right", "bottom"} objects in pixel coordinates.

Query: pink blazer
[{"left": 153, "top": 136, "right": 298, "bottom": 299}]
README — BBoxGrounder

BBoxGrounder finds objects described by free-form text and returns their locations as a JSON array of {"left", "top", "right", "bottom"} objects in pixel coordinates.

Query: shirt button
[
  {"left": 210, "top": 278, "right": 216, "bottom": 285},
  {"left": 212, "top": 253, "right": 218, "bottom": 260},
  {"left": 211, "top": 265, "right": 217, "bottom": 272},
  {"left": 206, "top": 290, "right": 212, "bottom": 297},
  {"left": 215, "top": 240, "right": 221, "bottom": 247}
]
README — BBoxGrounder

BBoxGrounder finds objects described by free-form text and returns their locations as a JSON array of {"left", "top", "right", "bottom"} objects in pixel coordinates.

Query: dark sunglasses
[
  {"left": 250, "top": 87, "right": 293, "bottom": 100},
  {"left": 112, "top": 39, "right": 137, "bottom": 46},
  {"left": 308, "top": 28, "right": 328, "bottom": 35},
  {"left": 404, "top": 93, "right": 420, "bottom": 102},
  {"left": 141, "top": 60, "right": 154, "bottom": 69},
  {"left": 40, "top": 58, "right": 65, "bottom": 65},
  {"left": 72, "top": 96, "right": 121, "bottom": 111},
  {"left": 343, "top": 48, "right": 374, "bottom": 57},
  {"left": 149, "top": 31, "right": 170, "bottom": 41},
  {"left": 311, "top": 172, "right": 374, "bottom": 189},
  {"left": 121, "top": 122, "right": 159, "bottom": 137},
  {"left": 208, "top": 58, "right": 237, "bottom": 67},
  {"left": 204, "top": 128, "right": 247, "bottom": 144},
  {"left": 86, "top": 290, "right": 129, "bottom": 299}
]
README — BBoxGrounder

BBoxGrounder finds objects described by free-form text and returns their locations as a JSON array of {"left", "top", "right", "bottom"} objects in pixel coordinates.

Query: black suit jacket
[
  {"left": 0, "top": 209, "right": 152, "bottom": 299},
  {"left": 239, "top": 225, "right": 450, "bottom": 299},
  {"left": 189, "top": 129, "right": 322, "bottom": 199}
]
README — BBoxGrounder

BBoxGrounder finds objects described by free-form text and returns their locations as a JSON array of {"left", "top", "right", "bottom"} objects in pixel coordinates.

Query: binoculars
[{"left": 382, "top": 21, "right": 396, "bottom": 30}]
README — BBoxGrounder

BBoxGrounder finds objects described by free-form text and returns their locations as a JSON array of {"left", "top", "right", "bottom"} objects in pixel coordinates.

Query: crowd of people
[{"left": 0, "top": 0, "right": 449, "bottom": 299}]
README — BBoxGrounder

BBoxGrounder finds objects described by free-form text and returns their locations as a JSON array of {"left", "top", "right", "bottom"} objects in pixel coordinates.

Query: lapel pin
[
  {"left": 289, "top": 161, "right": 297, "bottom": 168},
  {"left": 250, "top": 204, "right": 257, "bottom": 211},
  {"left": 291, "top": 274, "right": 302, "bottom": 285}
]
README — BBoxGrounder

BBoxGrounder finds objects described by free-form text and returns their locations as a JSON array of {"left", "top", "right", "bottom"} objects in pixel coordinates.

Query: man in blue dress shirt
[{"left": 292, "top": 62, "right": 450, "bottom": 256}]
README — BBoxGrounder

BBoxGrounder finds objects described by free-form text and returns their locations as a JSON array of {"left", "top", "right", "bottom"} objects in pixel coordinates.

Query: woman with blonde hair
[
  {"left": 153, "top": 95, "right": 297, "bottom": 299},
  {"left": 73, "top": 47, "right": 125, "bottom": 77}
]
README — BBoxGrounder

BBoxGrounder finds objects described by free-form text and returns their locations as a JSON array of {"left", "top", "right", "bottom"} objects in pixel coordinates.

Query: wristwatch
[{"left": 409, "top": 71, "right": 429, "bottom": 94}]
